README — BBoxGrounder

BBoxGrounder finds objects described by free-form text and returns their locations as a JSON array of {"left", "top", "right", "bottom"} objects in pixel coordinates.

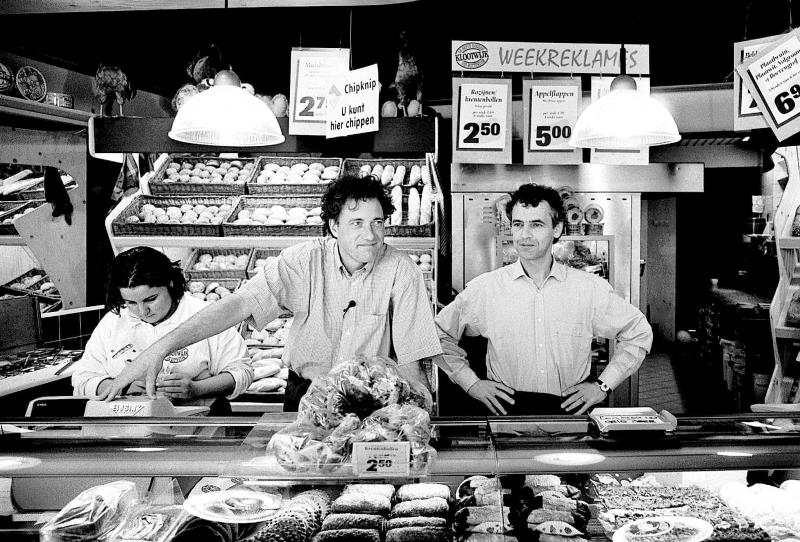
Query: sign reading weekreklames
[
  {"left": 733, "top": 34, "right": 780, "bottom": 130},
  {"left": 737, "top": 28, "right": 800, "bottom": 141},
  {"left": 326, "top": 64, "right": 379, "bottom": 139},
  {"left": 523, "top": 78, "right": 582, "bottom": 164},
  {"left": 289, "top": 48, "right": 350, "bottom": 136},
  {"left": 452, "top": 41, "right": 649, "bottom": 74},
  {"left": 452, "top": 77, "right": 512, "bottom": 164},
  {"left": 589, "top": 76, "right": 650, "bottom": 166}
]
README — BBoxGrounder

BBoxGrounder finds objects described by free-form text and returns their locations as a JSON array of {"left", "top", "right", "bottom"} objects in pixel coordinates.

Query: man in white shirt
[{"left": 436, "top": 183, "right": 653, "bottom": 415}]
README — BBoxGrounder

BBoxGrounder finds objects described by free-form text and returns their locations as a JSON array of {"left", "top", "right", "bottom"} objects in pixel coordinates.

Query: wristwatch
[{"left": 596, "top": 379, "right": 611, "bottom": 394}]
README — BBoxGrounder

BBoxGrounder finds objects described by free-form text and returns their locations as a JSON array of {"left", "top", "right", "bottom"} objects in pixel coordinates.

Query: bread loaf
[{"left": 390, "top": 186, "right": 403, "bottom": 226}]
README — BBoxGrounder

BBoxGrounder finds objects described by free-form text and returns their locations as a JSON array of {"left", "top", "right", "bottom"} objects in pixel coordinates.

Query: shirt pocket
[{"left": 552, "top": 321, "right": 593, "bottom": 382}]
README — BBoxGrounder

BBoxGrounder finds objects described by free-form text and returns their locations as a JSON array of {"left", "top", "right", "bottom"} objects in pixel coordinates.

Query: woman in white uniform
[{"left": 72, "top": 247, "right": 253, "bottom": 412}]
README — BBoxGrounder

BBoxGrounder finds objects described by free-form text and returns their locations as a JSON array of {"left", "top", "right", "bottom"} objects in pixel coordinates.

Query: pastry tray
[{"left": 589, "top": 407, "right": 677, "bottom": 433}]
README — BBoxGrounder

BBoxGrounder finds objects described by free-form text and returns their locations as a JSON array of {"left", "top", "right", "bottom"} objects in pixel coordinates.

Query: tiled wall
[{"left": 41, "top": 306, "right": 105, "bottom": 350}]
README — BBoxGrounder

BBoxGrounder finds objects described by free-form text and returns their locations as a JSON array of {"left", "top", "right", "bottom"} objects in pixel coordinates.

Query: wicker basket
[
  {"left": 0, "top": 200, "right": 42, "bottom": 235},
  {"left": 223, "top": 196, "right": 324, "bottom": 237},
  {"left": 342, "top": 158, "right": 426, "bottom": 189},
  {"left": 400, "top": 249, "right": 435, "bottom": 278},
  {"left": 184, "top": 247, "right": 253, "bottom": 280},
  {"left": 247, "top": 156, "right": 343, "bottom": 195},
  {"left": 246, "top": 248, "right": 283, "bottom": 278},
  {"left": 111, "top": 195, "right": 239, "bottom": 237},
  {"left": 148, "top": 154, "right": 257, "bottom": 196},
  {"left": 184, "top": 278, "right": 242, "bottom": 302},
  {"left": 2, "top": 268, "right": 60, "bottom": 301}
]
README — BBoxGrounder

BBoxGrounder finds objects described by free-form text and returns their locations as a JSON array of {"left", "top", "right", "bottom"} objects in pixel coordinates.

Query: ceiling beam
[{"left": 2, "top": 0, "right": 419, "bottom": 14}]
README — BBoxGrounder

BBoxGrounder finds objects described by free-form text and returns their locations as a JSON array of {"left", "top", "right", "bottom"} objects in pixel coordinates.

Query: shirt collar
[
  {"left": 509, "top": 259, "right": 568, "bottom": 283},
  {"left": 330, "top": 237, "right": 386, "bottom": 278}
]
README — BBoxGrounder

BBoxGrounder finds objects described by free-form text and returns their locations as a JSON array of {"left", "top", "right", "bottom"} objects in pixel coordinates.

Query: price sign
[
  {"left": 523, "top": 78, "right": 581, "bottom": 165},
  {"left": 326, "top": 64, "right": 380, "bottom": 139},
  {"left": 734, "top": 35, "right": 779, "bottom": 130},
  {"left": 589, "top": 76, "right": 649, "bottom": 166},
  {"left": 352, "top": 441, "right": 410, "bottom": 477},
  {"left": 289, "top": 48, "right": 350, "bottom": 136},
  {"left": 738, "top": 29, "right": 800, "bottom": 141},
  {"left": 452, "top": 77, "right": 512, "bottom": 164}
]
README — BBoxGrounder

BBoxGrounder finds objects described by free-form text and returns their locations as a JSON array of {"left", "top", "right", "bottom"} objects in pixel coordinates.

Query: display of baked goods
[
  {"left": 228, "top": 204, "right": 323, "bottom": 226},
  {"left": 594, "top": 483, "right": 771, "bottom": 542},
  {"left": 125, "top": 202, "right": 231, "bottom": 225},
  {"left": 719, "top": 481, "right": 800, "bottom": 540},
  {"left": 161, "top": 158, "right": 256, "bottom": 186},
  {"left": 0, "top": 204, "right": 35, "bottom": 224},
  {"left": 256, "top": 161, "right": 340, "bottom": 185},
  {"left": 267, "top": 356, "right": 435, "bottom": 474},
  {"left": 186, "top": 279, "right": 239, "bottom": 302},
  {"left": 242, "top": 316, "right": 293, "bottom": 348},
  {"left": 190, "top": 251, "right": 249, "bottom": 273},
  {"left": 353, "top": 162, "right": 431, "bottom": 188},
  {"left": 16, "top": 65, "right": 47, "bottom": 102},
  {"left": 612, "top": 516, "right": 714, "bottom": 542},
  {"left": 184, "top": 489, "right": 281, "bottom": 524},
  {"left": 404, "top": 250, "right": 434, "bottom": 273},
  {"left": 107, "top": 503, "right": 189, "bottom": 542},
  {"left": 250, "top": 489, "right": 331, "bottom": 542}
]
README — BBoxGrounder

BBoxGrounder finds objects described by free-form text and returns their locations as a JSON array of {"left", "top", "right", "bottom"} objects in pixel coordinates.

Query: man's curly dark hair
[
  {"left": 321, "top": 174, "right": 395, "bottom": 236},
  {"left": 505, "top": 183, "right": 566, "bottom": 227}
]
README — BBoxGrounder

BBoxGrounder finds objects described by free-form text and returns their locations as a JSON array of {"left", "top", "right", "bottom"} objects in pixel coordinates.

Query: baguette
[
  {"left": 407, "top": 187, "right": 420, "bottom": 225},
  {"left": 421, "top": 164, "right": 431, "bottom": 185},
  {"left": 420, "top": 184, "right": 433, "bottom": 225},
  {"left": 381, "top": 165, "right": 395, "bottom": 186},
  {"left": 391, "top": 165, "right": 406, "bottom": 187},
  {"left": 409, "top": 165, "right": 421, "bottom": 186},
  {"left": 390, "top": 186, "right": 403, "bottom": 226}
]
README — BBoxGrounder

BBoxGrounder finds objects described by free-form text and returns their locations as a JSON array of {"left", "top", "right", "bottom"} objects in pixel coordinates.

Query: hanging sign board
[
  {"left": 326, "top": 64, "right": 379, "bottom": 139},
  {"left": 289, "top": 48, "right": 350, "bottom": 136},
  {"left": 733, "top": 34, "right": 780, "bottom": 131},
  {"left": 589, "top": 76, "right": 650, "bottom": 166},
  {"left": 523, "top": 78, "right": 582, "bottom": 164},
  {"left": 452, "top": 77, "right": 512, "bottom": 164},
  {"left": 737, "top": 28, "right": 800, "bottom": 142},
  {"left": 452, "top": 41, "right": 649, "bottom": 74}
]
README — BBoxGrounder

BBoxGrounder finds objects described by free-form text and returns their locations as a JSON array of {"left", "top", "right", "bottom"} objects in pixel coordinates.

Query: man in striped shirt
[
  {"left": 101, "top": 174, "right": 443, "bottom": 411},
  {"left": 436, "top": 183, "right": 652, "bottom": 416}
]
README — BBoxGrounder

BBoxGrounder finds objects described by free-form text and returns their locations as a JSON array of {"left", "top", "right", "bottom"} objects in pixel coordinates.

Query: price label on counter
[
  {"left": 452, "top": 77, "right": 512, "bottom": 164},
  {"left": 523, "top": 78, "right": 581, "bottom": 165},
  {"left": 352, "top": 441, "right": 410, "bottom": 477},
  {"left": 738, "top": 29, "right": 800, "bottom": 141},
  {"left": 289, "top": 48, "right": 350, "bottom": 136}
]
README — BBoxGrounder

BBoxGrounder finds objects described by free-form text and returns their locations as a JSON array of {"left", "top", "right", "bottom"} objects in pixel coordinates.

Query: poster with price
[
  {"left": 589, "top": 76, "right": 650, "bottom": 166},
  {"left": 733, "top": 35, "right": 778, "bottom": 130},
  {"left": 289, "top": 48, "right": 350, "bottom": 136},
  {"left": 352, "top": 441, "right": 410, "bottom": 477},
  {"left": 452, "top": 77, "right": 512, "bottom": 164},
  {"left": 737, "top": 28, "right": 800, "bottom": 141},
  {"left": 523, "top": 78, "right": 582, "bottom": 165}
]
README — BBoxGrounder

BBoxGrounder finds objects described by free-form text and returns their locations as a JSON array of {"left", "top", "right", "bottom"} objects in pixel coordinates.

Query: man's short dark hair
[
  {"left": 321, "top": 173, "right": 395, "bottom": 235},
  {"left": 505, "top": 183, "right": 565, "bottom": 227}
]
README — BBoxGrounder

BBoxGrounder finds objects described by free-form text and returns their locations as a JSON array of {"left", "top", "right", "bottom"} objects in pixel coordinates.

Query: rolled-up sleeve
[
  {"left": 435, "top": 289, "right": 483, "bottom": 392},
  {"left": 208, "top": 327, "right": 253, "bottom": 399},
  {"left": 235, "top": 248, "right": 307, "bottom": 331},
  {"left": 390, "top": 265, "right": 443, "bottom": 366},
  {"left": 591, "top": 281, "right": 653, "bottom": 390}
]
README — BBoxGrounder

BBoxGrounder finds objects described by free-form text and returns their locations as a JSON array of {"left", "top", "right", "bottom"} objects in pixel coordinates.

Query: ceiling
[{"left": 0, "top": 0, "right": 795, "bottom": 105}]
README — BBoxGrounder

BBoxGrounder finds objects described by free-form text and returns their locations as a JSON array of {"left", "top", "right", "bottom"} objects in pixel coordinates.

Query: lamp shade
[
  {"left": 169, "top": 85, "right": 285, "bottom": 147},
  {"left": 569, "top": 87, "right": 681, "bottom": 149}
]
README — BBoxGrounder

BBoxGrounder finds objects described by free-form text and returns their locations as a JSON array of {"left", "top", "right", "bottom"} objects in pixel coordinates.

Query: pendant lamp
[
  {"left": 169, "top": 70, "right": 285, "bottom": 147},
  {"left": 569, "top": 45, "right": 680, "bottom": 149}
]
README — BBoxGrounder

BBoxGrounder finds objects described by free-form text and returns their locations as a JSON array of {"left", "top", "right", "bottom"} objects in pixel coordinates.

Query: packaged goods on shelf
[
  {"left": 185, "top": 247, "right": 252, "bottom": 279},
  {"left": 112, "top": 194, "right": 238, "bottom": 237},
  {"left": 249, "top": 156, "right": 343, "bottom": 195},
  {"left": 1, "top": 267, "right": 60, "bottom": 301},
  {"left": 148, "top": 155, "right": 258, "bottom": 195}
]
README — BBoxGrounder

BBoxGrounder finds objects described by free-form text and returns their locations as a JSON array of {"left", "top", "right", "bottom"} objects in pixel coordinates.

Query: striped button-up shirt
[
  {"left": 436, "top": 260, "right": 652, "bottom": 394},
  {"left": 236, "top": 237, "right": 442, "bottom": 380}
]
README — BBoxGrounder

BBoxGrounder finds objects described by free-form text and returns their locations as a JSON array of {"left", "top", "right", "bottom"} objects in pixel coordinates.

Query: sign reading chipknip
[
  {"left": 452, "top": 41, "right": 650, "bottom": 74},
  {"left": 326, "top": 64, "right": 380, "bottom": 139}
]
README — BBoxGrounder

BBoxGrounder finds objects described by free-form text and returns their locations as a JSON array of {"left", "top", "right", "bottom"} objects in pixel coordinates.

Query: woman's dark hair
[
  {"left": 321, "top": 174, "right": 395, "bottom": 235},
  {"left": 505, "top": 183, "right": 566, "bottom": 226},
  {"left": 106, "top": 246, "right": 186, "bottom": 314}
]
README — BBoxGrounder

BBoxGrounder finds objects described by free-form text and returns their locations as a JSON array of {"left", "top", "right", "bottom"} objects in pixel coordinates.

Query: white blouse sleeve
[
  {"left": 207, "top": 326, "right": 253, "bottom": 399},
  {"left": 71, "top": 316, "right": 114, "bottom": 398}
]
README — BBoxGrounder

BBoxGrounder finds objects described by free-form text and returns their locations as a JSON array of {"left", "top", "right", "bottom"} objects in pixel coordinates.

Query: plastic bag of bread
[
  {"left": 267, "top": 422, "right": 345, "bottom": 473},
  {"left": 41, "top": 481, "right": 138, "bottom": 542},
  {"left": 352, "top": 403, "right": 436, "bottom": 472}
]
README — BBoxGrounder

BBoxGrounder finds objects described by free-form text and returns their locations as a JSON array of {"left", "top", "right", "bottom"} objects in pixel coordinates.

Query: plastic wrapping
[
  {"left": 107, "top": 504, "right": 189, "bottom": 542},
  {"left": 270, "top": 356, "right": 435, "bottom": 473},
  {"left": 40, "top": 481, "right": 138, "bottom": 542}
]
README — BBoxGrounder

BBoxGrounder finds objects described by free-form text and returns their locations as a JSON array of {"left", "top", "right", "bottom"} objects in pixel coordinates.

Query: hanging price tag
[
  {"left": 352, "top": 442, "right": 410, "bottom": 477},
  {"left": 734, "top": 34, "right": 780, "bottom": 130},
  {"left": 738, "top": 29, "right": 800, "bottom": 141},
  {"left": 523, "top": 78, "right": 581, "bottom": 165},
  {"left": 289, "top": 48, "right": 350, "bottom": 136},
  {"left": 452, "top": 77, "right": 512, "bottom": 164}
]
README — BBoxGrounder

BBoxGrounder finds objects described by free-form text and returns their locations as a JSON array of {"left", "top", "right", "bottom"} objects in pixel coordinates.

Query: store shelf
[
  {"left": 0, "top": 234, "right": 25, "bottom": 246},
  {"left": 109, "top": 235, "right": 436, "bottom": 250},
  {"left": 0, "top": 95, "right": 92, "bottom": 129},
  {"left": 90, "top": 116, "right": 436, "bottom": 154}
]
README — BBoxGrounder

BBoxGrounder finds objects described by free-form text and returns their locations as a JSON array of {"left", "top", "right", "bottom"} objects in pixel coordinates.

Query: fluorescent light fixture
[
  {"left": 716, "top": 451, "right": 754, "bottom": 457},
  {"left": 123, "top": 447, "right": 169, "bottom": 452},
  {"left": 534, "top": 452, "right": 606, "bottom": 466},
  {"left": 0, "top": 456, "right": 41, "bottom": 471},
  {"left": 569, "top": 46, "right": 680, "bottom": 149},
  {"left": 169, "top": 70, "right": 285, "bottom": 147}
]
